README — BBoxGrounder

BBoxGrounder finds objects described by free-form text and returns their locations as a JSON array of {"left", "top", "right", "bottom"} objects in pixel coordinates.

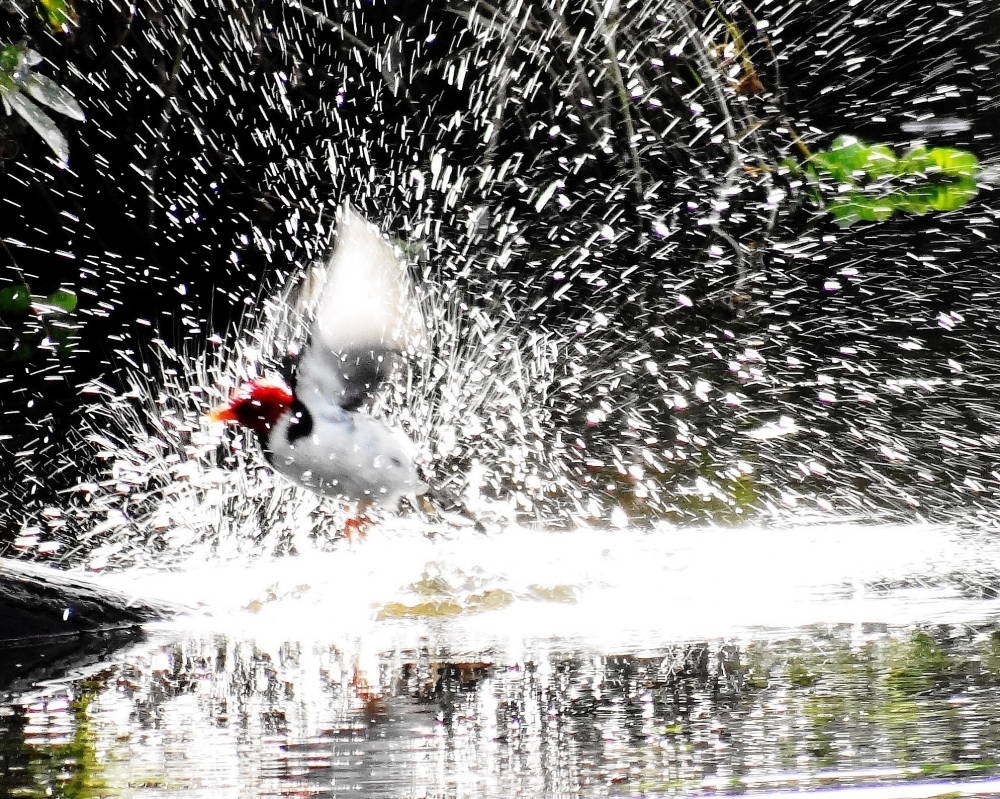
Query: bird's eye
[{"left": 390, "top": 457, "right": 403, "bottom": 468}]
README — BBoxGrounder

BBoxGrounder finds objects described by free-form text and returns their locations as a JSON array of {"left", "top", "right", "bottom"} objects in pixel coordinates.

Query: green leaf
[
  {"left": 810, "top": 158, "right": 841, "bottom": 183},
  {"left": 894, "top": 185, "right": 933, "bottom": 216},
  {"left": 899, "top": 146, "right": 979, "bottom": 178},
  {"left": 894, "top": 181, "right": 977, "bottom": 214},
  {"left": 862, "top": 144, "right": 898, "bottom": 179},
  {"left": 0, "top": 284, "right": 31, "bottom": 315},
  {"left": 46, "top": 288, "right": 77, "bottom": 312},
  {"left": 814, "top": 139, "right": 980, "bottom": 227},
  {"left": 827, "top": 202, "right": 858, "bottom": 228},
  {"left": 925, "top": 147, "right": 979, "bottom": 179},
  {"left": 13, "top": 341, "right": 34, "bottom": 362},
  {"left": 898, "top": 145, "right": 930, "bottom": 175},
  {"left": 854, "top": 198, "right": 895, "bottom": 223},
  {"left": 811, "top": 137, "right": 872, "bottom": 183},
  {"left": 828, "top": 193, "right": 895, "bottom": 227},
  {"left": 50, "top": 327, "right": 74, "bottom": 352},
  {"left": 779, "top": 157, "right": 801, "bottom": 175},
  {"left": 927, "top": 177, "right": 978, "bottom": 212},
  {"left": 36, "top": 0, "right": 79, "bottom": 30},
  {"left": 810, "top": 152, "right": 851, "bottom": 184},
  {"left": 812, "top": 138, "right": 899, "bottom": 183},
  {"left": 0, "top": 44, "right": 20, "bottom": 76}
]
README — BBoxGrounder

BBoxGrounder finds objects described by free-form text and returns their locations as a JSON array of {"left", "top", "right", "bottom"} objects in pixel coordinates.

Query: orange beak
[{"left": 207, "top": 399, "right": 240, "bottom": 424}]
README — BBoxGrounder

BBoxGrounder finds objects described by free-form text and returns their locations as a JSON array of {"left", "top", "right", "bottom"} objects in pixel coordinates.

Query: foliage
[
  {"left": 1, "top": 0, "right": 77, "bottom": 30},
  {"left": 0, "top": 41, "right": 84, "bottom": 162},
  {"left": 35, "top": 0, "right": 78, "bottom": 31},
  {"left": 0, "top": 282, "right": 78, "bottom": 362},
  {"left": 803, "top": 136, "right": 980, "bottom": 227}
]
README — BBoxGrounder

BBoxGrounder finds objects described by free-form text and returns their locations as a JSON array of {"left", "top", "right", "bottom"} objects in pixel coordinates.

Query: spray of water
[{"left": 30, "top": 233, "right": 565, "bottom": 570}]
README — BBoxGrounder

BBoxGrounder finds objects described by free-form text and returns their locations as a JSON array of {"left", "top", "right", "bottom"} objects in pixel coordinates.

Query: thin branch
[
  {"left": 285, "top": 0, "right": 373, "bottom": 53},
  {"left": 594, "top": 9, "right": 645, "bottom": 199},
  {"left": 543, "top": 7, "right": 609, "bottom": 131}
]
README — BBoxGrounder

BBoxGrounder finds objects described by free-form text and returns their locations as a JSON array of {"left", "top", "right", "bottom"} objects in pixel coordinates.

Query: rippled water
[{"left": 5, "top": 523, "right": 1000, "bottom": 797}]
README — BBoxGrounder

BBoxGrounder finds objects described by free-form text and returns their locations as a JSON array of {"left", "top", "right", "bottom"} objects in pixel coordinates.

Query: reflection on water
[
  {"left": 4, "top": 523, "right": 1000, "bottom": 797},
  {"left": 6, "top": 625, "right": 1000, "bottom": 797}
]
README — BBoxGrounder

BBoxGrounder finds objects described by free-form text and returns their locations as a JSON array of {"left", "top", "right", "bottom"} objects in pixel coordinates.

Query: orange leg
[{"left": 343, "top": 498, "right": 373, "bottom": 542}]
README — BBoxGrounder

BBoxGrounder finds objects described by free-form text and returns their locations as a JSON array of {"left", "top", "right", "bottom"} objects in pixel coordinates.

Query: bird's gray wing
[{"left": 293, "top": 205, "right": 420, "bottom": 411}]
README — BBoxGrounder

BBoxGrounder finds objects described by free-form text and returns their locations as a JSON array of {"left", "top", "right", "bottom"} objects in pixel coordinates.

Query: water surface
[{"left": 6, "top": 522, "right": 1000, "bottom": 797}]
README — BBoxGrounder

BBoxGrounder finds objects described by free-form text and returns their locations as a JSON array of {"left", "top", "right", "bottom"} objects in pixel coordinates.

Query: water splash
[{"left": 43, "top": 250, "right": 565, "bottom": 570}]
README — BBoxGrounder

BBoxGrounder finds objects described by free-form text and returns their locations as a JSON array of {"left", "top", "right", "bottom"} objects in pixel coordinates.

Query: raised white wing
[{"left": 294, "top": 205, "right": 420, "bottom": 410}]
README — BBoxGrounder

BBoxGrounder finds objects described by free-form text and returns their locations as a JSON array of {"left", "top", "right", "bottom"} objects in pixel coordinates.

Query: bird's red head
[{"left": 208, "top": 378, "right": 294, "bottom": 434}]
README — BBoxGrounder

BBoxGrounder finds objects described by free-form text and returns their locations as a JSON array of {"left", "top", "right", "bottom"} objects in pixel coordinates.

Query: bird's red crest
[{"left": 208, "top": 378, "right": 294, "bottom": 434}]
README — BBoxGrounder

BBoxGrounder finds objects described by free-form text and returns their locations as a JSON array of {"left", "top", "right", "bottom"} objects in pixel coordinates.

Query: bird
[{"left": 208, "top": 204, "right": 428, "bottom": 532}]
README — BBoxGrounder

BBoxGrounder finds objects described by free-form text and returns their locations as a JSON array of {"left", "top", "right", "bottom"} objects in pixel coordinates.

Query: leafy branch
[
  {"left": 700, "top": 3, "right": 980, "bottom": 229},
  {"left": 0, "top": 41, "right": 84, "bottom": 163},
  {"left": 799, "top": 136, "right": 979, "bottom": 227},
  {"left": 0, "top": 0, "right": 84, "bottom": 163}
]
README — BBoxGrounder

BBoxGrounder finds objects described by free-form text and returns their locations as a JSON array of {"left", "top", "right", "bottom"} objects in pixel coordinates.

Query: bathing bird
[{"left": 209, "top": 205, "right": 428, "bottom": 530}]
